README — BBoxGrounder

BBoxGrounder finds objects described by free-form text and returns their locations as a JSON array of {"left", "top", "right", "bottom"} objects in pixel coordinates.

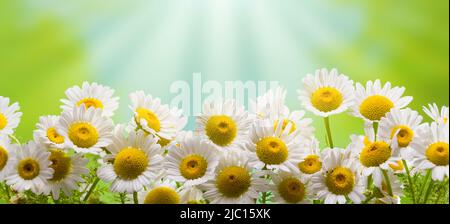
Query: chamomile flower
[
  {"left": 349, "top": 125, "right": 400, "bottom": 188},
  {"left": 6, "top": 141, "right": 54, "bottom": 194},
  {"left": 371, "top": 171, "right": 403, "bottom": 204},
  {"left": 0, "top": 96, "right": 22, "bottom": 136},
  {"left": 298, "top": 68, "right": 355, "bottom": 117},
  {"left": 139, "top": 179, "right": 182, "bottom": 204},
  {"left": 165, "top": 134, "right": 219, "bottom": 187},
  {"left": 311, "top": 148, "right": 366, "bottom": 204},
  {"left": 180, "top": 186, "right": 205, "bottom": 204},
  {"left": 423, "top": 103, "right": 448, "bottom": 124},
  {"left": 58, "top": 106, "right": 114, "bottom": 155},
  {"left": 378, "top": 108, "right": 425, "bottom": 160},
  {"left": 246, "top": 119, "right": 303, "bottom": 173},
  {"left": 270, "top": 171, "right": 311, "bottom": 204},
  {"left": 97, "top": 126, "right": 164, "bottom": 193},
  {"left": 297, "top": 138, "right": 323, "bottom": 176},
  {"left": 42, "top": 149, "right": 89, "bottom": 200},
  {"left": 61, "top": 82, "right": 119, "bottom": 118},
  {"left": 196, "top": 99, "right": 251, "bottom": 151},
  {"left": 250, "top": 86, "right": 289, "bottom": 120},
  {"left": 129, "top": 91, "right": 187, "bottom": 146},
  {"left": 0, "top": 137, "right": 15, "bottom": 181},
  {"left": 411, "top": 122, "right": 449, "bottom": 181},
  {"left": 351, "top": 80, "right": 413, "bottom": 122},
  {"left": 34, "top": 115, "right": 66, "bottom": 149},
  {"left": 201, "top": 149, "right": 268, "bottom": 204}
]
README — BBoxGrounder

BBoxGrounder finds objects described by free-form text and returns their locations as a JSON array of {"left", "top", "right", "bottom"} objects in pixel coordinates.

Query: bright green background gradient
[{"left": 1, "top": 0, "right": 448, "bottom": 148}]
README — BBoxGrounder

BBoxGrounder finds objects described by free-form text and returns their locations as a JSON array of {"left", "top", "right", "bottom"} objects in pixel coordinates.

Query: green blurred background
[{"left": 1, "top": 0, "right": 448, "bottom": 148}]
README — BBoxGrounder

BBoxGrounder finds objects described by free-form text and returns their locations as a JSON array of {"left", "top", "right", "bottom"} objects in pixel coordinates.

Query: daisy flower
[
  {"left": 411, "top": 122, "right": 449, "bottom": 181},
  {"left": 34, "top": 115, "right": 67, "bottom": 149},
  {"left": 0, "top": 137, "right": 16, "bottom": 181},
  {"left": 0, "top": 96, "right": 22, "bottom": 136},
  {"left": 201, "top": 149, "right": 268, "bottom": 204},
  {"left": 298, "top": 68, "right": 355, "bottom": 117},
  {"left": 250, "top": 86, "right": 289, "bottom": 120},
  {"left": 165, "top": 133, "right": 219, "bottom": 187},
  {"left": 58, "top": 106, "right": 114, "bottom": 155},
  {"left": 6, "top": 141, "right": 54, "bottom": 194},
  {"left": 311, "top": 148, "right": 366, "bottom": 204},
  {"left": 138, "top": 179, "right": 182, "bottom": 204},
  {"left": 97, "top": 125, "right": 164, "bottom": 193},
  {"left": 196, "top": 99, "right": 251, "bottom": 151},
  {"left": 270, "top": 171, "right": 311, "bottom": 204},
  {"left": 378, "top": 108, "right": 426, "bottom": 160},
  {"left": 129, "top": 91, "right": 187, "bottom": 146},
  {"left": 351, "top": 79, "right": 413, "bottom": 122},
  {"left": 42, "top": 149, "right": 89, "bottom": 200},
  {"left": 348, "top": 125, "right": 400, "bottom": 188},
  {"left": 179, "top": 186, "right": 205, "bottom": 204},
  {"left": 61, "top": 82, "right": 119, "bottom": 118},
  {"left": 297, "top": 138, "right": 323, "bottom": 176},
  {"left": 423, "top": 103, "right": 448, "bottom": 124},
  {"left": 371, "top": 171, "right": 403, "bottom": 204},
  {"left": 246, "top": 119, "right": 303, "bottom": 173}
]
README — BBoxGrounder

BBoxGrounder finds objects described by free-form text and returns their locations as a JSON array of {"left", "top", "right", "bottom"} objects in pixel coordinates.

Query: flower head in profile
[
  {"left": 61, "top": 82, "right": 119, "bottom": 118},
  {"left": 423, "top": 103, "right": 448, "bottom": 125},
  {"left": 0, "top": 96, "right": 22, "bottom": 136}
]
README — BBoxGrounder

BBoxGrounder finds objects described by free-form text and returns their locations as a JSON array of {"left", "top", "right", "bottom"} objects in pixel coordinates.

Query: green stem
[
  {"left": 402, "top": 160, "right": 416, "bottom": 204},
  {"left": 324, "top": 117, "right": 334, "bottom": 148},
  {"left": 373, "top": 122, "right": 379, "bottom": 141},
  {"left": 9, "top": 135, "right": 21, "bottom": 145},
  {"left": 381, "top": 169, "right": 393, "bottom": 197},
  {"left": 133, "top": 192, "right": 139, "bottom": 204},
  {"left": 83, "top": 177, "right": 100, "bottom": 202},
  {"left": 419, "top": 169, "right": 432, "bottom": 204},
  {"left": 423, "top": 176, "right": 435, "bottom": 204},
  {"left": 361, "top": 193, "right": 375, "bottom": 204}
]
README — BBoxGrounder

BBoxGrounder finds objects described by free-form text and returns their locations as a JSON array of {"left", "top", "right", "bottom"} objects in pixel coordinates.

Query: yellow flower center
[
  {"left": 179, "top": 154, "right": 208, "bottom": 180},
  {"left": 0, "top": 113, "right": 7, "bottom": 130},
  {"left": 0, "top": 146, "right": 8, "bottom": 171},
  {"left": 310, "top": 87, "right": 343, "bottom": 112},
  {"left": 256, "top": 137, "right": 288, "bottom": 165},
  {"left": 77, "top": 98, "right": 104, "bottom": 109},
  {"left": 205, "top": 115, "right": 237, "bottom": 147},
  {"left": 136, "top": 108, "right": 161, "bottom": 132},
  {"left": 425, "top": 142, "right": 449, "bottom": 166},
  {"left": 68, "top": 122, "right": 99, "bottom": 148},
  {"left": 216, "top": 166, "right": 251, "bottom": 198},
  {"left": 113, "top": 147, "right": 149, "bottom": 180},
  {"left": 390, "top": 125, "right": 414, "bottom": 148},
  {"left": 144, "top": 187, "right": 180, "bottom": 204},
  {"left": 274, "top": 119, "right": 296, "bottom": 134},
  {"left": 359, "top": 95, "right": 394, "bottom": 121},
  {"left": 388, "top": 160, "right": 405, "bottom": 172},
  {"left": 48, "top": 149, "right": 72, "bottom": 182},
  {"left": 325, "top": 167, "right": 355, "bottom": 195},
  {"left": 46, "top": 127, "right": 65, "bottom": 144},
  {"left": 298, "top": 155, "right": 322, "bottom": 174},
  {"left": 18, "top": 158, "right": 41, "bottom": 180},
  {"left": 278, "top": 177, "right": 305, "bottom": 203},
  {"left": 360, "top": 141, "right": 392, "bottom": 167}
]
